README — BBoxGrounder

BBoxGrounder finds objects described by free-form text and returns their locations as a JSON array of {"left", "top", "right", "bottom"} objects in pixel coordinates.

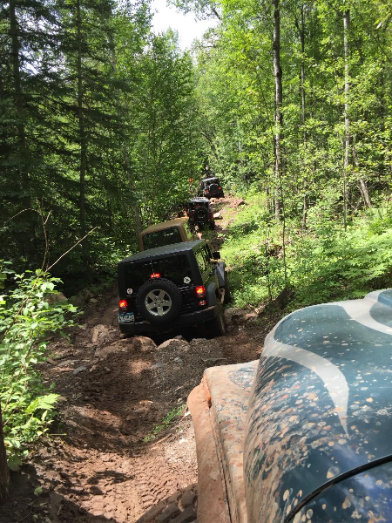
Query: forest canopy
[{"left": 0, "top": 0, "right": 201, "bottom": 291}]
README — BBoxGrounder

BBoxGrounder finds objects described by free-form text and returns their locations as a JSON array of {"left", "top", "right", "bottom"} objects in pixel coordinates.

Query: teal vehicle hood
[{"left": 244, "top": 290, "right": 392, "bottom": 523}]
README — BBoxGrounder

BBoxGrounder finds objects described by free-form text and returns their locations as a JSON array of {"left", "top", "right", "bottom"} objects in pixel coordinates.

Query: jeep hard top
[
  {"left": 118, "top": 240, "right": 230, "bottom": 336},
  {"left": 198, "top": 177, "right": 224, "bottom": 199},
  {"left": 186, "top": 197, "right": 215, "bottom": 231},
  {"left": 138, "top": 217, "right": 194, "bottom": 251}
]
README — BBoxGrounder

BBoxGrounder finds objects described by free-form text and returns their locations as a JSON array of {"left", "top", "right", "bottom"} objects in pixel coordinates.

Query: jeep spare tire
[
  {"left": 137, "top": 278, "right": 182, "bottom": 325},
  {"left": 209, "top": 183, "right": 220, "bottom": 197},
  {"left": 195, "top": 207, "right": 209, "bottom": 223}
]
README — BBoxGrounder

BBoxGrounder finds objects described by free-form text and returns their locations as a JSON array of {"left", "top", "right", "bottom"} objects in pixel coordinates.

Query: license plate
[{"left": 118, "top": 312, "right": 135, "bottom": 323}]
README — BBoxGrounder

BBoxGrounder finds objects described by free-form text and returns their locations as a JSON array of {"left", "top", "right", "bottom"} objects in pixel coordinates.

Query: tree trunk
[
  {"left": 359, "top": 178, "right": 372, "bottom": 209},
  {"left": 343, "top": 5, "right": 350, "bottom": 230},
  {"left": 9, "top": 0, "right": 30, "bottom": 202},
  {"left": 108, "top": 36, "right": 142, "bottom": 236},
  {"left": 0, "top": 403, "right": 10, "bottom": 503},
  {"left": 272, "top": 0, "right": 288, "bottom": 283},
  {"left": 352, "top": 145, "right": 372, "bottom": 209},
  {"left": 299, "top": 4, "right": 307, "bottom": 229},
  {"left": 76, "top": 0, "right": 87, "bottom": 256},
  {"left": 273, "top": 0, "right": 283, "bottom": 221},
  {"left": 300, "top": 5, "right": 306, "bottom": 145}
]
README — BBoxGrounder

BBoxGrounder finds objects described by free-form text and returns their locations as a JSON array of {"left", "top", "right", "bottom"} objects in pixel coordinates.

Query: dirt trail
[{"left": 0, "top": 197, "right": 280, "bottom": 523}]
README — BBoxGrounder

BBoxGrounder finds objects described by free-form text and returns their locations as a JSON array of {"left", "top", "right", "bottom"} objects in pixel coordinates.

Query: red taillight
[
  {"left": 119, "top": 299, "right": 128, "bottom": 310},
  {"left": 218, "top": 186, "right": 222, "bottom": 190},
  {"left": 150, "top": 273, "right": 161, "bottom": 279},
  {"left": 205, "top": 189, "right": 209, "bottom": 193},
  {"left": 196, "top": 286, "right": 206, "bottom": 297}
]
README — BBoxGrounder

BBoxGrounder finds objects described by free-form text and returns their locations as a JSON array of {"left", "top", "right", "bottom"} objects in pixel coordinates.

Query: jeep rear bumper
[{"left": 118, "top": 304, "right": 219, "bottom": 335}]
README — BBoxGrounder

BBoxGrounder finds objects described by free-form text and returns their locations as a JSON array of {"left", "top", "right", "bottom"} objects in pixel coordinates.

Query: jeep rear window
[
  {"left": 125, "top": 255, "right": 192, "bottom": 290},
  {"left": 204, "top": 178, "right": 219, "bottom": 186},
  {"left": 142, "top": 227, "right": 182, "bottom": 250},
  {"left": 195, "top": 247, "right": 211, "bottom": 275}
]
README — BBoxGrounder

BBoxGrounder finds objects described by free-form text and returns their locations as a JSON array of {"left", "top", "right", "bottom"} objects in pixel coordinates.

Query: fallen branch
[{"left": 46, "top": 227, "right": 98, "bottom": 272}]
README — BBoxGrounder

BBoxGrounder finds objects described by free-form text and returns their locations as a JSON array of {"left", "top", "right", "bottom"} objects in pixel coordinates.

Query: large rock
[
  {"left": 95, "top": 342, "right": 126, "bottom": 360},
  {"left": 133, "top": 336, "right": 157, "bottom": 353},
  {"left": 101, "top": 306, "right": 118, "bottom": 327},
  {"left": 157, "top": 338, "right": 190, "bottom": 353},
  {"left": 224, "top": 308, "right": 257, "bottom": 326},
  {"left": 91, "top": 324, "right": 117, "bottom": 346},
  {"left": 94, "top": 336, "right": 156, "bottom": 359},
  {"left": 71, "top": 289, "right": 94, "bottom": 307}
]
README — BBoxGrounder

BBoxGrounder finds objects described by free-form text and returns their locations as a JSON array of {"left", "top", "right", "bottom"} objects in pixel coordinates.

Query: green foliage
[
  {"left": 0, "top": 0, "right": 202, "bottom": 291},
  {"left": 222, "top": 196, "right": 392, "bottom": 310},
  {"left": 131, "top": 33, "right": 203, "bottom": 225},
  {"left": 222, "top": 194, "right": 287, "bottom": 307},
  {"left": 0, "top": 263, "right": 78, "bottom": 461},
  {"left": 290, "top": 211, "right": 392, "bottom": 306},
  {"left": 194, "top": 0, "right": 392, "bottom": 227},
  {"left": 143, "top": 404, "right": 186, "bottom": 442}
]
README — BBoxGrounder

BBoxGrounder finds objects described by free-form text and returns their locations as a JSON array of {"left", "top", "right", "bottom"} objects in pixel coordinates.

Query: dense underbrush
[{"left": 222, "top": 193, "right": 392, "bottom": 310}]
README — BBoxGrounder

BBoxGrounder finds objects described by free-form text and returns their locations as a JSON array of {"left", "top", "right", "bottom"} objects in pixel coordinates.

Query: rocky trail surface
[{"left": 0, "top": 197, "right": 281, "bottom": 523}]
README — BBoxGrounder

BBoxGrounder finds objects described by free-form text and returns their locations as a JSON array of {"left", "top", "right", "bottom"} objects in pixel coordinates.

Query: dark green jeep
[{"left": 118, "top": 240, "right": 230, "bottom": 337}]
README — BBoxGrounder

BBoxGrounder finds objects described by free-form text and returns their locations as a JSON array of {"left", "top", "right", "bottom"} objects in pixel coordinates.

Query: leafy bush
[
  {"left": 290, "top": 221, "right": 392, "bottom": 306},
  {"left": 221, "top": 194, "right": 288, "bottom": 308},
  {"left": 0, "top": 263, "right": 78, "bottom": 464},
  {"left": 222, "top": 194, "right": 392, "bottom": 310}
]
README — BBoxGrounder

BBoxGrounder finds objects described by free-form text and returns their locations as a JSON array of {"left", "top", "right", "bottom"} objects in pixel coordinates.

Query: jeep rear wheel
[
  {"left": 137, "top": 278, "right": 182, "bottom": 325},
  {"left": 206, "top": 307, "right": 226, "bottom": 338}
]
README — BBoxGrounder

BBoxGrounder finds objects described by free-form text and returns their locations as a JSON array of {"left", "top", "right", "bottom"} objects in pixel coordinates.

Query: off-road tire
[
  {"left": 137, "top": 278, "right": 182, "bottom": 325},
  {"left": 206, "top": 306, "right": 225, "bottom": 338},
  {"left": 194, "top": 207, "right": 209, "bottom": 224}
]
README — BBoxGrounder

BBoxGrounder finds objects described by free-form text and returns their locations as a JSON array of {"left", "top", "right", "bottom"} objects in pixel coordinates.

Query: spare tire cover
[
  {"left": 209, "top": 183, "right": 219, "bottom": 196},
  {"left": 195, "top": 207, "right": 209, "bottom": 222}
]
